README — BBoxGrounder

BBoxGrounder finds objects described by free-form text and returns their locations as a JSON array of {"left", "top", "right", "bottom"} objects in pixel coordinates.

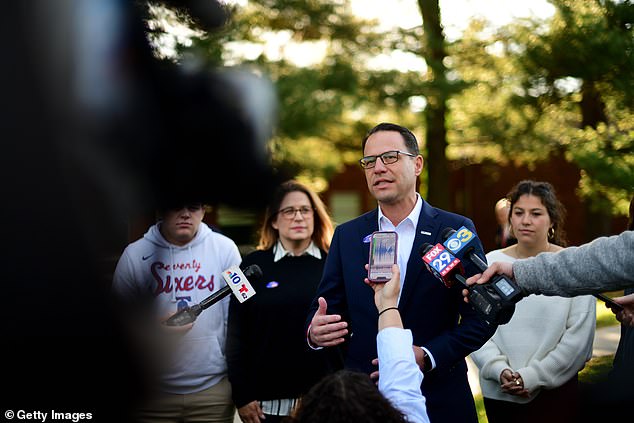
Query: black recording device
[
  {"left": 419, "top": 242, "right": 513, "bottom": 325},
  {"left": 165, "top": 264, "right": 263, "bottom": 326},
  {"left": 440, "top": 227, "right": 524, "bottom": 325}
]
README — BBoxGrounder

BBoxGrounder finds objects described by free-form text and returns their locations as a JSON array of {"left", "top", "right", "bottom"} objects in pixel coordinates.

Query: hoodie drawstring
[{"left": 169, "top": 245, "right": 177, "bottom": 302}]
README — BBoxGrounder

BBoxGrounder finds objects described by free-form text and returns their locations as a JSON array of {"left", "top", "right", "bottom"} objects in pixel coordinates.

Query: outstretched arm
[
  {"left": 464, "top": 231, "right": 634, "bottom": 298},
  {"left": 366, "top": 265, "right": 430, "bottom": 423}
]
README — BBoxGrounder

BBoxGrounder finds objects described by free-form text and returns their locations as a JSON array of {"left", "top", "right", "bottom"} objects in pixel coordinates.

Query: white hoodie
[{"left": 113, "top": 222, "right": 241, "bottom": 394}]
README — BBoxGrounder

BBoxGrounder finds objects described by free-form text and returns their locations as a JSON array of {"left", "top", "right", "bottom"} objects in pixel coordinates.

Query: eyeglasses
[
  {"left": 359, "top": 150, "right": 417, "bottom": 169},
  {"left": 277, "top": 206, "right": 314, "bottom": 219}
]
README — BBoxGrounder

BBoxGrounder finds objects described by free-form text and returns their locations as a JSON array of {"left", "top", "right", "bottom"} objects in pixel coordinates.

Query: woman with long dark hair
[{"left": 471, "top": 180, "right": 596, "bottom": 423}]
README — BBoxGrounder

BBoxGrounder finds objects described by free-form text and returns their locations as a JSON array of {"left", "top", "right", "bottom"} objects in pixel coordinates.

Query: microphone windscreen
[
  {"left": 243, "top": 264, "right": 263, "bottom": 280},
  {"left": 418, "top": 243, "right": 433, "bottom": 257},
  {"left": 441, "top": 227, "right": 455, "bottom": 242}
]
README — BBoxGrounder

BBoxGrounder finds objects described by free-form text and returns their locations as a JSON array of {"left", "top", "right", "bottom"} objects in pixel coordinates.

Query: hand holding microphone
[
  {"left": 164, "top": 264, "right": 262, "bottom": 326},
  {"left": 419, "top": 242, "right": 514, "bottom": 324},
  {"left": 461, "top": 261, "right": 515, "bottom": 302},
  {"left": 420, "top": 225, "right": 523, "bottom": 325}
]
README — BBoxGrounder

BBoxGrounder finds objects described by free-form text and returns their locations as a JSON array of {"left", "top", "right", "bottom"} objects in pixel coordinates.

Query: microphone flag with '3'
[{"left": 440, "top": 226, "right": 523, "bottom": 325}]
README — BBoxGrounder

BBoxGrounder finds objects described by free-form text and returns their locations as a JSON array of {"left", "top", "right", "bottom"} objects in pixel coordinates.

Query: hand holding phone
[
  {"left": 594, "top": 293, "right": 624, "bottom": 312},
  {"left": 368, "top": 231, "right": 398, "bottom": 283}
]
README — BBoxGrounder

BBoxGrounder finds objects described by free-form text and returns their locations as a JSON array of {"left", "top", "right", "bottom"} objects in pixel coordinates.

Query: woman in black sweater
[{"left": 227, "top": 180, "right": 336, "bottom": 423}]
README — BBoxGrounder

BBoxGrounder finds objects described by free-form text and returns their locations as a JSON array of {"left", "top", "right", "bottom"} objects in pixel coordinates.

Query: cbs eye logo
[{"left": 447, "top": 228, "right": 474, "bottom": 251}]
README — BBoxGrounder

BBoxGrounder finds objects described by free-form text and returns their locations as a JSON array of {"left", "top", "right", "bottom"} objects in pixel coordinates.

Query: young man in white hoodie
[{"left": 113, "top": 201, "right": 241, "bottom": 423}]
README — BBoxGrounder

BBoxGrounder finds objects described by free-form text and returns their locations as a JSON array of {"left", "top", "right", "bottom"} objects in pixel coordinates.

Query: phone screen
[{"left": 368, "top": 231, "right": 398, "bottom": 282}]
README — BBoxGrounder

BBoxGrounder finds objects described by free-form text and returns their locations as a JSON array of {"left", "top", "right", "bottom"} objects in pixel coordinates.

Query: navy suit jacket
[{"left": 307, "top": 200, "right": 496, "bottom": 423}]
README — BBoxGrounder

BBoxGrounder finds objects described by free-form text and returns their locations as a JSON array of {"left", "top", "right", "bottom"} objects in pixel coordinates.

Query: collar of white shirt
[
  {"left": 273, "top": 240, "right": 322, "bottom": 262},
  {"left": 378, "top": 193, "right": 423, "bottom": 231}
]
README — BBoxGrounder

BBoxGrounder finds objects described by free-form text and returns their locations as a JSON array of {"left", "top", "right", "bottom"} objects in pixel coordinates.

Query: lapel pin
[{"left": 420, "top": 230, "right": 432, "bottom": 236}]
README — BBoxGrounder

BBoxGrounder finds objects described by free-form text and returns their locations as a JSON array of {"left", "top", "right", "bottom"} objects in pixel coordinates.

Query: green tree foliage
[
  {"left": 146, "top": 0, "right": 426, "bottom": 189},
  {"left": 449, "top": 0, "right": 634, "bottom": 217}
]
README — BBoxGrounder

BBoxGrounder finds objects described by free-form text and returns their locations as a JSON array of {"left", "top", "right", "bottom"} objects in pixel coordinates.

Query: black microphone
[
  {"left": 425, "top": 226, "right": 522, "bottom": 325},
  {"left": 419, "top": 242, "right": 510, "bottom": 325},
  {"left": 442, "top": 226, "right": 523, "bottom": 305},
  {"left": 165, "top": 264, "right": 262, "bottom": 326}
]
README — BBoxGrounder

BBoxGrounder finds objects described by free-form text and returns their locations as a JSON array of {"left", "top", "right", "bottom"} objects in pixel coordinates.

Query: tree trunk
[
  {"left": 579, "top": 80, "right": 612, "bottom": 240},
  {"left": 418, "top": 0, "right": 450, "bottom": 210},
  {"left": 580, "top": 81, "right": 607, "bottom": 129}
]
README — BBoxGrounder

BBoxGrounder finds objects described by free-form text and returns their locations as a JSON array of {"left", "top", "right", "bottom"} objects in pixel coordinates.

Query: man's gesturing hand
[{"left": 309, "top": 297, "right": 348, "bottom": 347}]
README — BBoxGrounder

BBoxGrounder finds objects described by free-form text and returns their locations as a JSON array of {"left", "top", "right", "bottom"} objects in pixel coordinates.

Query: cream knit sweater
[{"left": 470, "top": 250, "right": 596, "bottom": 403}]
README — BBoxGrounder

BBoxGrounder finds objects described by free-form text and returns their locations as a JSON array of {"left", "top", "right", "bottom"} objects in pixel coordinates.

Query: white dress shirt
[
  {"left": 377, "top": 195, "right": 437, "bottom": 370},
  {"left": 273, "top": 240, "right": 321, "bottom": 262},
  {"left": 377, "top": 193, "right": 423, "bottom": 299}
]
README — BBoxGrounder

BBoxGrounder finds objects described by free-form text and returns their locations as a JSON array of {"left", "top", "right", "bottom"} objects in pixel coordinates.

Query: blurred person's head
[
  {"left": 507, "top": 180, "right": 567, "bottom": 247},
  {"left": 284, "top": 370, "right": 407, "bottom": 423},
  {"left": 258, "top": 180, "right": 333, "bottom": 252},
  {"left": 495, "top": 198, "right": 511, "bottom": 226},
  {"left": 360, "top": 123, "right": 423, "bottom": 207}
]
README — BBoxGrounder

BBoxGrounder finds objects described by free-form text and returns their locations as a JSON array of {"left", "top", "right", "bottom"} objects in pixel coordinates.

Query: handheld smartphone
[
  {"left": 594, "top": 293, "right": 624, "bottom": 311},
  {"left": 368, "top": 231, "right": 398, "bottom": 283}
]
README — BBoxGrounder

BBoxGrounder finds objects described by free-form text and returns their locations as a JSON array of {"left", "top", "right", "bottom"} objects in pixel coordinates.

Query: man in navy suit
[{"left": 306, "top": 123, "right": 496, "bottom": 423}]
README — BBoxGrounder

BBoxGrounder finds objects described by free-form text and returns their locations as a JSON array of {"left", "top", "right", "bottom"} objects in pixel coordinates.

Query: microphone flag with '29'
[
  {"left": 419, "top": 242, "right": 464, "bottom": 288},
  {"left": 165, "top": 264, "right": 262, "bottom": 326}
]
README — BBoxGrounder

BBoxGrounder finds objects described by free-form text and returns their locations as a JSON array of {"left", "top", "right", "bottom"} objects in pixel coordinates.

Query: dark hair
[
  {"left": 362, "top": 122, "right": 419, "bottom": 156},
  {"left": 257, "top": 180, "right": 333, "bottom": 252},
  {"left": 284, "top": 370, "right": 407, "bottom": 423},
  {"left": 507, "top": 180, "right": 568, "bottom": 247},
  {"left": 156, "top": 198, "right": 205, "bottom": 214}
]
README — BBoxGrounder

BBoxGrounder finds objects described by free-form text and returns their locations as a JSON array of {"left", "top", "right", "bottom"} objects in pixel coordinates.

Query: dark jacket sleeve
[
  {"left": 305, "top": 227, "right": 350, "bottom": 340},
  {"left": 422, "top": 217, "right": 498, "bottom": 371}
]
